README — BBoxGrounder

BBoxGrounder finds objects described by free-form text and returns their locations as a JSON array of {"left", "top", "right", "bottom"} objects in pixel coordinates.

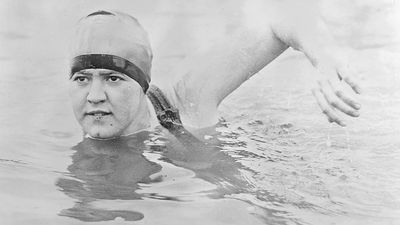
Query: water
[{"left": 1, "top": 0, "right": 400, "bottom": 224}]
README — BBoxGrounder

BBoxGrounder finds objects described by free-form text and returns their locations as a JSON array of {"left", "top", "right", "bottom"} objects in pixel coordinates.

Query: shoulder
[{"left": 151, "top": 81, "right": 219, "bottom": 129}]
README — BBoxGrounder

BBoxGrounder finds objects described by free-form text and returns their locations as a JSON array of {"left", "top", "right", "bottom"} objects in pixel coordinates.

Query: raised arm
[
  {"left": 168, "top": 0, "right": 361, "bottom": 128},
  {"left": 168, "top": 24, "right": 287, "bottom": 127},
  {"left": 270, "top": 0, "right": 362, "bottom": 126}
]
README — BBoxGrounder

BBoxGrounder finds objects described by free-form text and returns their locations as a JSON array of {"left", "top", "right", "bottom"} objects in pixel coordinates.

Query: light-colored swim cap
[{"left": 70, "top": 10, "right": 152, "bottom": 92}]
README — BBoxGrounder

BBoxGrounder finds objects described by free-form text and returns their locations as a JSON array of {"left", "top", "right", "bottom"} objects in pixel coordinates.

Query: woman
[{"left": 69, "top": 4, "right": 361, "bottom": 140}]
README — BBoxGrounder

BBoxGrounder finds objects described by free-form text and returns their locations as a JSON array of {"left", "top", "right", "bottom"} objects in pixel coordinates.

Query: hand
[
  {"left": 310, "top": 47, "right": 362, "bottom": 126},
  {"left": 269, "top": 2, "right": 362, "bottom": 126}
]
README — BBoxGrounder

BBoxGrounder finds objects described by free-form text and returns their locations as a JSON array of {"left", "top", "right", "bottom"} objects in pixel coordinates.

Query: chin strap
[
  {"left": 146, "top": 85, "right": 202, "bottom": 142},
  {"left": 146, "top": 85, "right": 184, "bottom": 131}
]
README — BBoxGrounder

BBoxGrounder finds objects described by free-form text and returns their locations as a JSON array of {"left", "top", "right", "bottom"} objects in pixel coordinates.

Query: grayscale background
[{"left": 0, "top": 0, "right": 399, "bottom": 224}]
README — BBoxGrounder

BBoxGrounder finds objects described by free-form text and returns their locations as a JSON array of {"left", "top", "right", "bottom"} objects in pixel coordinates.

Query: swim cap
[{"left": 70, "top": 10, "right": 152, "bottom": 92}]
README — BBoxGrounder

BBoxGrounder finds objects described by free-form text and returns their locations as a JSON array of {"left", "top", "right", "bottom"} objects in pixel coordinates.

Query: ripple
[{"left": 39, "top": 129, "right": 73, "bottom": 139}]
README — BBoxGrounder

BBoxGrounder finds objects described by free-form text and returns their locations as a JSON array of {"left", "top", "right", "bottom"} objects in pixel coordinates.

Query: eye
[
  {"left": 73, "top": 75, "right": 89, "bottom": 84},
  {"left": 107, "top": 75, "right": 124, "bottom": 82}
]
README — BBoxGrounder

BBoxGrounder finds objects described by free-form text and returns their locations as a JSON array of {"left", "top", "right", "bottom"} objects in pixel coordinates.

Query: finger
[
  {"left": 328, "top": 76, "right": 361, "bottom": 110},
  {"left": 337, "top": 66, "right": 362, "bottom": 94},
  {"left": 320, "top": 80, "right": 359, "bottom": 118},
  {"left": 312, "top": 87, "right": 346, "bottom": 126}
]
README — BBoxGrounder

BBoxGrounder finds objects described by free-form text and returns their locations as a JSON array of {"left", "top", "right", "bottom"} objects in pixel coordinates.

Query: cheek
[
  {"left": 69, "top": 86, "right": 87, "bottom": 118},
  {"left": 109, "top": 85, "right": 142, "bottom": 121}
]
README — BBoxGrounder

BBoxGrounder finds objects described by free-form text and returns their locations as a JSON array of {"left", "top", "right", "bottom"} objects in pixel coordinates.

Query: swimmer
[{"left": 69, "top": 4, "right": 362, "bottom": 140}]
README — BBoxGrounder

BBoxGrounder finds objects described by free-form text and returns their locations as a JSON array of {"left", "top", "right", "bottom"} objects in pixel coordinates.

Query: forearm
[{"left": 172, "top": 25, "right": 289, "bottom": 109}]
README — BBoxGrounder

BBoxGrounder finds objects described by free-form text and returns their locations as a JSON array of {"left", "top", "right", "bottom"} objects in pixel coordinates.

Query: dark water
[{"left": 1, "top": 0, "right": 399, "bottom": 224}]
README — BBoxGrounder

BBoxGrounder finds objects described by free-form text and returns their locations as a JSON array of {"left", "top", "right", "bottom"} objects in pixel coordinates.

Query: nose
[{"left": 87, "top": 79, "right": 106, "bottom": 104}]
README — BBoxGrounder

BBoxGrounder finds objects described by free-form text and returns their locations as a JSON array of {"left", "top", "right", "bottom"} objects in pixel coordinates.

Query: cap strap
[{"left": 71, "top": 54, "right": 150, "bottom": 92}]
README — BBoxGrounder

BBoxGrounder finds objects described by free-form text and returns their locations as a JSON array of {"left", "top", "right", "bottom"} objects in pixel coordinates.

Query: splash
[
  {"left": 326, "top": 123, "right": 332, "bottom": 147},
  {"left": 344, "top": 126, "right": 350, "bottom": 151}
]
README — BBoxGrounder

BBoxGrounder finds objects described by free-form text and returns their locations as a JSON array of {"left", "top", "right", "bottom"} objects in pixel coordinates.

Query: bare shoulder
[{"left": 153, "top": 81, "right": 219, "bottom": 129}]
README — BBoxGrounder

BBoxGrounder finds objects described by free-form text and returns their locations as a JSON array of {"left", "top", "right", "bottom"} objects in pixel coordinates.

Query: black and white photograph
[{"left": 0, "top": 0, "right": 399, "bottom": 224}]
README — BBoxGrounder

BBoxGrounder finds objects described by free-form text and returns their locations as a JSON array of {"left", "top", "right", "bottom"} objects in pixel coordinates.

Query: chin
[{"left": 85, "top": 125, "right": 121, "bottom": 140}]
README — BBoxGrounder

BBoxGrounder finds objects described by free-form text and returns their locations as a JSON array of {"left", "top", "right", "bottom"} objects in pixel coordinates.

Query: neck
[{"left": 122, "top": 98, "right": 152, "bottom": 136}]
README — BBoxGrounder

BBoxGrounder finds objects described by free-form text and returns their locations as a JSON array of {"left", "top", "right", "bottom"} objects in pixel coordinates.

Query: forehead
[{"left": 76, "top": 68, "right": 125, "bottom": 76}]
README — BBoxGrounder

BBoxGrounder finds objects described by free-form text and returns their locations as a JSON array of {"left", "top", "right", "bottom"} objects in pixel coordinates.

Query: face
[{"left": 69, "top": 69, "right": 145, "bottom": 139}]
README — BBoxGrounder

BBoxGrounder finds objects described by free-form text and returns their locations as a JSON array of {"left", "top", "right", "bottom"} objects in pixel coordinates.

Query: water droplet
[
  {"left": 344, "top": 127, "right": 350, "bottom": 150},
  {"left": 326, "top": 123, "right": 332, "bottom": 147},
  {"left": 203, "top": 135, "right": 212, "bottom": 140},
  {"left": 115, "top": 216, "right": 124, "bottom": 222}
]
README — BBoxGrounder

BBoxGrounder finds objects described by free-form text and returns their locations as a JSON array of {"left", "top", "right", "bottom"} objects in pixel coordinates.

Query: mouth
[{"left": 85, "top": 110, "right": 112, "bottom": 119}]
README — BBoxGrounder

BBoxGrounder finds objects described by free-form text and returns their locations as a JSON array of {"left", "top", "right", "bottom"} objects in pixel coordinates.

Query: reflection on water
[
  {"left": 57, "top": 132, "right": 157, "bottom": 221},
  {"left": 56, "top": 128, "right": 270, "bottom": 222},
  {"left": 57, "top": 121, "right": 385, "bottom": 224}
]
